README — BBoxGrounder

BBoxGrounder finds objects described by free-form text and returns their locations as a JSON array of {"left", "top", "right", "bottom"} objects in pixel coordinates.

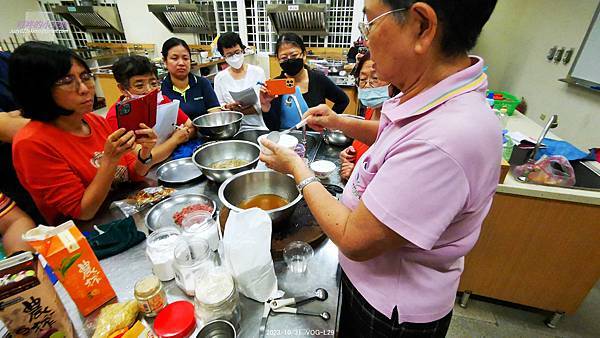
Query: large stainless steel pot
[{"left": 218, "top": 170, "right": 303, "bottom": 226}]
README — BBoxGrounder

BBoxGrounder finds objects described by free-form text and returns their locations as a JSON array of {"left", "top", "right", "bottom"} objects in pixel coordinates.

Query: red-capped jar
[{"left": 153, "top": 301, "right": 196, "bottom": 338}]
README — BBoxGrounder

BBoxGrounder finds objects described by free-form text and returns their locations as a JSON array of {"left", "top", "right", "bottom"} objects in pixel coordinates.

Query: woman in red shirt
[
  {"left": 106, "top": 55, "right": 194, "bottom": 163},
  {"left": 10, "top": 42, "right": 158, "bottom": 225},
  {"left": 339, "top": 52, "right": 391, "bottom": 180}
]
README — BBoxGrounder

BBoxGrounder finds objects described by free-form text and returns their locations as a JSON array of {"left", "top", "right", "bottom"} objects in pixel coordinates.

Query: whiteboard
[{"left": 567, "top": 3, "right": 600, "bottom": 89}]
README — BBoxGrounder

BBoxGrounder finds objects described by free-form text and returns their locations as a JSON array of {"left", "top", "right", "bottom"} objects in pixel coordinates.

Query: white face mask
[
  {"left": 226, "top": 53, "right": 244, "bottom": 70},
  {"left": 125, "top": 90, "right": 162, "bottom": 103}
]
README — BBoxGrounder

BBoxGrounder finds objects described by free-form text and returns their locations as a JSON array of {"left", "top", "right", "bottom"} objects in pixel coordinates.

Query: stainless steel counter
[{"left": 57, "top": 134, "right": 349, "bottom": 337}]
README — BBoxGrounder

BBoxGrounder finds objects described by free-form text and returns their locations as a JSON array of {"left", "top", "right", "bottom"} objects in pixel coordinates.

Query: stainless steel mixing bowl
[
  {"left": 218, "top": 170, "right": 303, "bottom": 226},
  {"left": 192, "top": 140, "right": 260, "bottom": 183},
  {"left": 192, "top": 111, "right": 243, "bottom": 140}
]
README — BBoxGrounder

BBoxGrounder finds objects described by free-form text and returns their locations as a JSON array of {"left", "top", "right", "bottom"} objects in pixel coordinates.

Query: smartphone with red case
[
  {"left": 265, "top": 78, "right": 296, "bottom": 95},
  {"left": 115, "top": 89, "right": 159, "bottom": 133}
]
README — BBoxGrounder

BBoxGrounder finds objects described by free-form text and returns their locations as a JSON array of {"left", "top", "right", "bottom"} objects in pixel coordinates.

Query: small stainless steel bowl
[
  {"left": 323, "top": 114, "right": 364, "bottom": 147},
  {"left": 197, "top": 319, "right": 236, "bottom": 338},
  {"left": 192, "top": 140, "right": 260, "bottom": 183},
  {"left": 218, "top": 170, "right": 303, "bottom": 227},
  {"left": 192, "top": 111, "right": 243, "bottom": 140}
]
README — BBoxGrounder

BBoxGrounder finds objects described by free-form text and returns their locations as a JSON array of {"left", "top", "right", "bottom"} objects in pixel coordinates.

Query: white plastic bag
[{"left": 222, "top": 208, "right": 277, "bottom": 302}]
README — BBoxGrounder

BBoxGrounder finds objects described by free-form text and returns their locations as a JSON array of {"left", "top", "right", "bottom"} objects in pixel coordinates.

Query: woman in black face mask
[{"left": 259, "top": 33, "right": 349, "bottom": 130}]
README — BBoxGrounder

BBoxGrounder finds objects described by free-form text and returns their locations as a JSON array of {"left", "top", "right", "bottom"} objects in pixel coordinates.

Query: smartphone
[
  {"left": 116, "top": 89, "right": 158, "bottom": 133},
  {"left": 265, "top": 78, "right": 296, "bottom": 95}
]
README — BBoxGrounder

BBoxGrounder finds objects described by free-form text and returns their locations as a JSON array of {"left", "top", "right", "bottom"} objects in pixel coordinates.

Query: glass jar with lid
[
  {"left": 145, "top": 227, "right": 184, "bottom": 281},
  {"left": 173, "top": 238, "right": 216, "bottom": 296},
  {"left": 194, "top": 267, "right": 241, "bottom": 329},
  {"left": 181, "top": 211, "right": 220, "bottom": 251},
  {"left": 134, "top": 275, "right": 168, "bottom": 317}
]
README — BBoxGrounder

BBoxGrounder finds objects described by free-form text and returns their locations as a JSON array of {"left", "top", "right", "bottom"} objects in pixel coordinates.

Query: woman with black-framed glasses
[
  {"left": 259, "top": 0, "right": 501, "bottom": 336},
  {"left": 10, "top": 41, "right": 158, "bottom": 226},
  {"left": 259, "top": 33, "right": 350, "bottom": 131}
]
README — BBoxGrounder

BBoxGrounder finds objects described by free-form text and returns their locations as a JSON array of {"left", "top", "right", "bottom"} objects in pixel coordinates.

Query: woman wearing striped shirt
[{"left": 0, "top": 192, "right": 34, "bottom": 255}]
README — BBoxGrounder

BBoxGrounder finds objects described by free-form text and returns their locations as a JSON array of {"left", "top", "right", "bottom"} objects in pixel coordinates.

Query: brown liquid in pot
[{"left": 238, "top": 194, "right": 288, "bottom": 211}]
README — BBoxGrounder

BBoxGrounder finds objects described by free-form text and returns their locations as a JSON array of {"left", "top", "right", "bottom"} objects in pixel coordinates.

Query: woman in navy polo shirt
[{"left": 160, "top": 38, "right": 221, "bottom": 120}]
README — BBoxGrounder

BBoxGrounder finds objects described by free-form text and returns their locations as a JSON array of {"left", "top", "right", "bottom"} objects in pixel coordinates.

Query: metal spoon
[
  {"left": 295, "top": 310, "right": 331, "bottom": 321},
  {"left": 271, "top": 288, "right": 328, "bottom": 308}
]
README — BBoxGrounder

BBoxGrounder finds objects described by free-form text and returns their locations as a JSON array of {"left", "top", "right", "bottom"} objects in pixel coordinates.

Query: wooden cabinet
[
  {"left": 96, "top": 73, "right": 121, "bottom": 107},
  {"left": 459, "top": 193, "right": 600, "bottom": 314}
]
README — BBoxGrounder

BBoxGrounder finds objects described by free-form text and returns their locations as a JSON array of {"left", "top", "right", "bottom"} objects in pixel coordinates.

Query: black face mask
[{"left": 280, "top": 58, "right": 304, "bottom": 76}]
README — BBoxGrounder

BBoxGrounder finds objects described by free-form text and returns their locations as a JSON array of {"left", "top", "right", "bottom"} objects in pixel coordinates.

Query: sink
[
  {"left": 234, "top": 129, "right": 322, "bottom": 162},
  {"left": 571, "top": 161, "right": 600, "bottom": 191}
]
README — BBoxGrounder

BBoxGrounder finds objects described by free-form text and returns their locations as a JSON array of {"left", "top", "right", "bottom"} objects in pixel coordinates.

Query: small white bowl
[
  {"left": 310, "top": 160, "right": 336, "bottom": 179},
  {"left": 258, "top": 134, "right": 299, "bottom": 155}
]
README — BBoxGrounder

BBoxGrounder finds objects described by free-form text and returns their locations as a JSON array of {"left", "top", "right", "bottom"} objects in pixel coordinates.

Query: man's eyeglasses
[
  {"left": 54, "top": 72, "right": 95, "bottom": 91},
  {"left": 358, "top": 8, "right": 407, "bottom": 40}
]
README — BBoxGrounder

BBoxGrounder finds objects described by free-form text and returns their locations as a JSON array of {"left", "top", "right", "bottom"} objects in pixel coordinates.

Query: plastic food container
[
  {"left": 173, "top": 238, "right": 216, "bottom": 296},
  {"left": 145, "top": 228, "right": 183, "bottom": 281},
  {"left": 181, "top": 211, "right": 220, "bottom": 251},
  {"left": 154, "top": 301, "right": 197, "bottom": 338},
  {"left": 258, "top": 134, "right": 299, "bottom": 155},
  {"left": 194, "top": 267, "right": 241, "bottom": 328}
]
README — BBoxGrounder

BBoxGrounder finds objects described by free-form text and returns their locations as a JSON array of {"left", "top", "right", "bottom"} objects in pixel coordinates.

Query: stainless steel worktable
[{"left": 57, "top": 134, "right": 348, "bottom": 337}]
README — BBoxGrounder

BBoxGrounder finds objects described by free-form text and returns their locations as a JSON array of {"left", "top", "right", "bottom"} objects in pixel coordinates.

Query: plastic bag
[
  {"left": 512, "top": 155, "right": 576, "bottom": 187},
  {"left": 111, "top": 186, "right": 175, "bottom": 217},
  {"left": 0, "top": 252, "right": 74, "bottom": 338},
  {"left": 92, "top": 300, "right": 139, "bottom": 338},
  {"left": 222, "top": 208, "right": 277, "bottom": 302}
]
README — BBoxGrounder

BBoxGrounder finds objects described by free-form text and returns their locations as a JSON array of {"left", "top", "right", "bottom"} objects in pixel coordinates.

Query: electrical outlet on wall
[{"left": 540, "top": 113, "right": 547, "bottom": 121}]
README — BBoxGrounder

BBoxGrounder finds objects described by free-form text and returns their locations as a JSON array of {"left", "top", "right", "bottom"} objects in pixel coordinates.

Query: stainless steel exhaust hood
[
  {"left": 267, "top": 4, "right": 328, "bottom": 36},
  {"left": 52, "top": 5, "right": 124, "bottom": 34},
  {"left": 148, "top": 3, "right": 217, "bottom": 34}
]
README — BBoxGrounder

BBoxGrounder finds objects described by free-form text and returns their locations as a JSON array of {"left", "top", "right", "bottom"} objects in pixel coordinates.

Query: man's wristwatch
[
  {"left": 137, "top": 149, "right": 152, "bottom": 164},
  {"left": 296, "top": 176, "right": 320, "bottom": 193}
]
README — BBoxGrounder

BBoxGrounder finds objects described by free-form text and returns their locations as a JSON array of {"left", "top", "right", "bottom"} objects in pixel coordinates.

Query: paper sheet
[
  {"left": 230, "top": 87, "right": 258, "bottom": 107},
  {"left": 154, "top": 99, "right": 179, "bottom": 144}
]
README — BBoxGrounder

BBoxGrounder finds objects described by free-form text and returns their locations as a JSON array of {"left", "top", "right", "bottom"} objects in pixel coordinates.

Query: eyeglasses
[
  {"left": 278, "top": 52, "right": 303, "bottom": 63},
  {"left": 224, "top": 50, "right": 244, "bottom": 58},
  {"left": 131, "top": 80, "right": 160, "bottom": 91},
  {"left": 357, "top": 77, "right": 386, "bottom": 88},
  {"left": 54, "top": 72, "right": 95, "bottom": 91},
  {"left": 358, "top": 8, "right": 407, "bottom": 40}
]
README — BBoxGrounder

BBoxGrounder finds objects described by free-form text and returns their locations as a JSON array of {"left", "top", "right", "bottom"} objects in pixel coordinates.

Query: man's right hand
[{"left": 102, "top": 128, "right": 135, "bottom": 166}]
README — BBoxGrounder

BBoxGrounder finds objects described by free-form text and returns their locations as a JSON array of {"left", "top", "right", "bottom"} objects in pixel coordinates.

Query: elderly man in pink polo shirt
[{"left": 261, "top": 0, "right": 501, "bottom": 337}]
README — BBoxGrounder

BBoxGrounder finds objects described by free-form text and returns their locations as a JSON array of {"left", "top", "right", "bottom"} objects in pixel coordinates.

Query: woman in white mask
[
  {"left": 213, "top": 32, "right": 267, "bottom": 130},
  {"left": 339, "top": 52, "right": 391, "bottom": 180}
]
